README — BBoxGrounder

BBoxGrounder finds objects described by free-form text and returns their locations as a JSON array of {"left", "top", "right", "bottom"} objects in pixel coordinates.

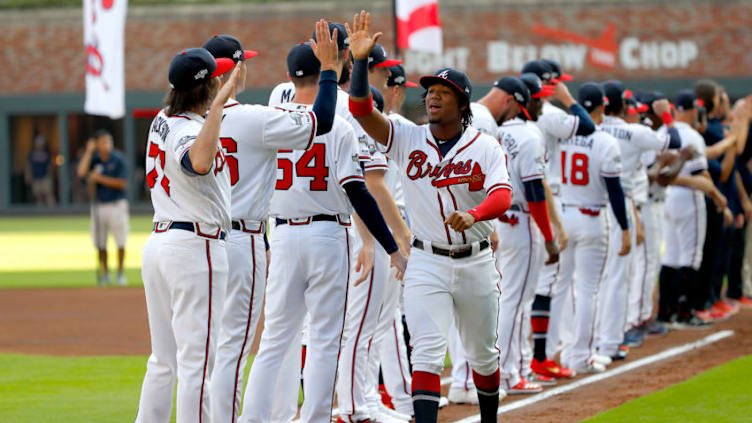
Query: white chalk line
[{"left": 451, "top": 329, "right": 734, "bottom": 423}]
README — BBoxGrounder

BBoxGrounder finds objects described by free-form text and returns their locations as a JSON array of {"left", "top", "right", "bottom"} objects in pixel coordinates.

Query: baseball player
[
  {"left": 201, "top": 25, "right": 342, "bottom": 423},
  {"left": 495, "top": 75, "right": 560, "bottom": 394},
  {"left": 241, "top": 41, "right": 407, "bottom": 423},
  {"left": 555, "top": 82, "right": 630, "bottom": 374},
  {"left": 347, "top": 12, "right": 511, "bottom": 423},
  {"left": 658, "top": 90, "right": 719, "bottom": 328},
  {"left": 136, "top": 48, "right": 237, "bottom": 423},
  {"left": 595, "top": 80, "right": 682, "bottom": 360},
  {"left": 516, "top": 60, "right": 595, "bottom": 381}
]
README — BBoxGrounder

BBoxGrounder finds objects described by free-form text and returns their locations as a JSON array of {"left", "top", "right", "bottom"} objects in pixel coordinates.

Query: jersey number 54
[{"left": 276, "top": 143, "right": 329, "bottom": 191}]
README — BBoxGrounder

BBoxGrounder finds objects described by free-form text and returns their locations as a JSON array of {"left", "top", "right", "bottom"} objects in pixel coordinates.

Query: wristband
[
  {"left": 349, "top": 95, "right": 374, "bottom": 117},
  {"left": 661, "top": 111, "right": 674, "bottom": 126}
]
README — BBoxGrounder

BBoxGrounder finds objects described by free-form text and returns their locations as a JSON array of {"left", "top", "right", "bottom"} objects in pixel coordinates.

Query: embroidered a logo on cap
[
  {"left": 394, "top": 76, "right": 405, "bottom": 84},
  {"left": 194, "top": 69, "right": 208, "bottom": 80},
  {"left": 233, "top": 50, "right": 242, "bottom": 59},
  {"left": 437, "top": 70, "right": 450, "bottom": 79},
  {"left": 514, "top": 92, "right": 524, "bottom": 103}
]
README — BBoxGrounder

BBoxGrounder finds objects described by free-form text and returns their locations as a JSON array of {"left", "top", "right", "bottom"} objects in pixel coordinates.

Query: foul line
[{"left": 452, "top": 330, "right": 734, "bottom": 423}]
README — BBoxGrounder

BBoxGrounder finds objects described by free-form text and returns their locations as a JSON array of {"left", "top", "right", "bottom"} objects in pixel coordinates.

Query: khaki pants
[{"left": 91, "top": 199, "right": 129, "bottom": 249}]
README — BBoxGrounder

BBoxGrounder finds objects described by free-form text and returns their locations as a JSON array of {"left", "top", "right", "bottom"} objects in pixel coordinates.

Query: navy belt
[
  {"left": 276, "top": 214, "right": 338, "bottom": 226},
  {"left": 154, "top": 221, "right": 226, "bottom": 240},
  {"left": 412, "top": 239, "right": 489, "bottom": 259}
]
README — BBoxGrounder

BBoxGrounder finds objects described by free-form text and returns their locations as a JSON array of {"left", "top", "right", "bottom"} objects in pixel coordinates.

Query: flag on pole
[
  {"left": 83, "top": 0, "right": 127, "bottom": 119},
  {"left": 395, "top": 0, "right": 442, "bottom": 54}
]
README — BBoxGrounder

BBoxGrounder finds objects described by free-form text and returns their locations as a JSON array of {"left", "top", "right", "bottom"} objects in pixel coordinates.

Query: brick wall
[{"left": 2, "top": 0, "right": 751, "bottom": 94}]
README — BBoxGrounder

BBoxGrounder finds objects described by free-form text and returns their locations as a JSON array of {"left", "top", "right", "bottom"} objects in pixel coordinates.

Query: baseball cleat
[
  {"left": 448, "top": 387, "right": 479, "bottom": 405},
  {"left": 438, "top": 396, "right": 449, "bottom": 408},
  {"left": 645, "top": 319, "right": 669, "bottom": 337},
  {"left": 572, "top": 359, "right": 606, "bottom": 374},
  {"left": 530, "top": 373, "right": 557, "bottom": 386},
  {"left": 673, "top": 313, "right": 713, "bottom": 330},
  {"left": 378, "top": 403, "right": 412, "bottom": 421},
  {"left": 623, "top": 328, "right": 644, "bottom": 348},
  {"left": 734, "top": 296, "right": 752, "bottom": 308},
  {"left": 531, "top": 358, "right": 576, "bottom": 379},
  {"left": 373, "top": 411, "right": 409, "bottom": 423},
  {"left": 611, "top": 345, "right": 629, "bottom": 361},
  {"left": 506, "top": 378, "right": 543, "bottom": 395},
  {"left": 591, "top": 353, "right": 612, "bottom": 367},
  {"left": 117, "top": 273, "right": 128, "bottom": 286}
]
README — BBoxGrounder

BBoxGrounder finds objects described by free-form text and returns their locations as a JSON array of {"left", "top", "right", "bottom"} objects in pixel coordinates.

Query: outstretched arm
[{"left": 346, "top": 11, "right": 391, "bottom": 145}]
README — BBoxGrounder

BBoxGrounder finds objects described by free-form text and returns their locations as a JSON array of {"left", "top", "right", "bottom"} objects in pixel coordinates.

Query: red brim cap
[
  {"left": 405, "top": 81, "right": 419, "bottom": 88},
  {"left": 550, "top": 77, "right": 561, "bottom": 84},
  {"left": 626, "top": 106, "right": 638, "bottom": 115},
  {"left": 623, "top": 89, "right": 633, "bottom": 99},
  {"left": 211, "top": 57, "right": 235, "bottom": 77},
  {"left": 532, "top": 88, "right": 555, "bottom": 99},
  {"left": 636, "top": 104, "right": 650, "bottom": 113},
  {"left": 374, "top": 59, "right": 403, "bottom": 68},
  {"left": 559, "top": 73, "right": 574, "bottom": 81},
  {"left": 696, "top": 99, "right": 705, "bottom": 107},
  {"left": 244, "top": 50, "right": 258, "bottom": 59}
]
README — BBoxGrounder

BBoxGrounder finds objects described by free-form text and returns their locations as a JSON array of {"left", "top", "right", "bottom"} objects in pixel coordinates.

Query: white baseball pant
[
  {"left": 496, "top": 214, "right": 544, "bottom": 388},
  {"left": 337, "top": 235, "right": 390, "bottom": 422},
  {"left": 241, "top": 221, "right": 350, "bottom": 423},
  {"left": 558, "top": 206, "right": 610, "bottom": 369},
  {"left": 595, "top": 198, "right": 635, "bottom": 357},
  {"left": 136, "top": 229, "right": 228, "bottom": 423},
  {"left": 404, "top": 246, "right": 501, "bottom": 377},
  {"left": 447, "top": 323, "right": 475, "bottom": 393},
  {"left": 662, "top": 193, "right": 706, "bottom": 270},
  {"left": 210, "top": 226, "right": 266, "bottom": 423}
]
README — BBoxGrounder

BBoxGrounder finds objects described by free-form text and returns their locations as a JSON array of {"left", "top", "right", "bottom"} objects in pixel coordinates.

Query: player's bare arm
[
  {"left": 365, "top": 170, "right": 412, "bottom": 255},
  {"left": 352, "top": 214, "right": 375, "bottom": 286},
  {"left": 346, "top": 10, "right": 391, "bottom": 144},
  {"left": 633, "top": 202, "right": 645, "bottom": 246},
  {"left": 76, "top": 138, "right": 96, "bottom": 179},
  {"left": 189, "top": 62, "right": 242, "bottom": 174}
]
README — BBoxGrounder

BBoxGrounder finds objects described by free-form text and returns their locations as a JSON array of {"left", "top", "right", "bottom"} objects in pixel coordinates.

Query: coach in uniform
[{"left": 76, "top": 129, "right": 129, "bottom": 286}]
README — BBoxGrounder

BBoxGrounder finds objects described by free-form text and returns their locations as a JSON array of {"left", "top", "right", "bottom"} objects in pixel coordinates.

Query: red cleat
[
  {"left": 531, "top": 358, "right": 576, "bottom": 379},
  {"left": 735, "top": 296, "right": 752, "bottom": 308}
]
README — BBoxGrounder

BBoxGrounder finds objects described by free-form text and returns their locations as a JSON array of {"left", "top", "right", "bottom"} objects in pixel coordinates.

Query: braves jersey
[
  {"left": 558, "top": 129, "right": 622, "bottom": 207},
  {"left": 600, "top": 115, "right": 670, "bottom": 195},
  {"left": 498, "top": 118, "right": 547, "bottom": 210},
  {"left": 470, "top": 102, "right": 499, "bottom": 137},
  {"left": 632, "top": 166, "right": 649, "bottom": 205},
  {"left": 383, "top": 122, "right": 511, "bottom": 245},
  {"left": 384, "top": 112, "right": 416, "bottom": 209},
  {"left": 269, "top": 103, "right": 364, "bottom": 219},
  {"left": 218, "top": 99, "right": 320, "bottom": 220},
  {"left": 146, "top": 110, "right": 231, "bottom": 229},
  {"left": 665, "top": 121, "right": 708, "bottom": 203},
  {"left": 643, "top": 150, "right": 667, "bottom": 202},
  {"left": 270, "top": 82, "right": 371, "bottom": 164},
  {"left": 536, "top": 101, "right": 581, "bottom": 193}
]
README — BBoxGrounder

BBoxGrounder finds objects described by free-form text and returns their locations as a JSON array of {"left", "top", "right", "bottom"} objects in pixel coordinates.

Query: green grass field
[
  {"left": 585, "top": 354, "right": 752, "bottom": 423},
  {"left": 0, "top": 215, "right": 152, "bottom": 288}
]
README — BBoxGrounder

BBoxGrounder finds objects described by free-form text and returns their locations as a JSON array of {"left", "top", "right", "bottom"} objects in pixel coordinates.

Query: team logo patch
[
  {"left": 394, "top": 76, "right": 405, "bottom": 84},
  {"left": 176, "top": 135, "right": 197, "bottom": 148},
  {"left": 194, "top": 68, "right": 208, "bottom": 80},
  {"left": 514, "top": 92, "right": 524, "bottom": 103},
  {"left": 352, "top": 153, "right": 360, "bottom": 163},
  {"left": 406, "top": 150, "right": 486, "bottom": 191},
  {"left": 437, "top": 70, "right": 450, "bottom": 79},
  {"left": 288, "top": 112, "right": 305, "bottom": 126},
  {"left": 233, "top": 50, "right": 242, "bottom": 59}
]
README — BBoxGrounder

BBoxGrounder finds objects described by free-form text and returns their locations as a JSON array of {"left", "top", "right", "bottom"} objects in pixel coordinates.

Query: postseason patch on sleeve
[{"left": 174, "top": 135, "right": 197, "bottom": 157}]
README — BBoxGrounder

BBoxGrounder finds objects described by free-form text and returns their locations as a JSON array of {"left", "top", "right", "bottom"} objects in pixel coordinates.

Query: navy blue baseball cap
[
  {"left": 368, "top": 44, "right": 402, "bottom": 68},
  {"left": 168, "top": 48, "right": 234, "bottom": 91},
  {"left": 578, "top": 82, "right": 606, "bottom": 112},
  {"left": 521, "top": 72, "right": 555, "bottom": 99},
  {"left": 387, "top": 65, "right": 418, "bottom": 87},
  {"left": 311, "top": 22, "right": 349, "bottom": 51},
  {"left": 420, "top": 67, "right": 472, "bottom": 105},
  {"left": 521, "top": 60, "right": 554, "bottom": 82},
  {"left": 541, "top": 59, "right": 573, "bottom": 82},
  {"left": 203, "top": 34, "right": 258, "bottom": 63},
  {"left": 287, "top": 43, "right": 320, "bottom": 78},
  {"left": 370, "top": 86, "right": 385, "bottom": 112},
  {"left": 602, "top": 80, "right": 626, "bottom": 109},
  {"left": 495, "top": 76, "right": 532, "bottom": 120},
  {"left": 675, "top": 90, "right": 697, "bottom": 111}
]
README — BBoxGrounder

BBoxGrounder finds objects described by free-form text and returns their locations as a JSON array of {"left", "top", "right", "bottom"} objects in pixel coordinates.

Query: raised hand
[
  {"left": 345, "top": 10, "right": 382, "bottom": 60},
  {"left": 212, "top": 62, "right": 242, "bottom": 107},
  {"left": 310, "top": 19, "right": 338, "bottom": 72}
]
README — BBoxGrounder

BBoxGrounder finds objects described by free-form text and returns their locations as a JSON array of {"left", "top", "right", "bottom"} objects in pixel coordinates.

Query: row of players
[{"left": 134, "top": 11, "right": 751, "bottom": 423}]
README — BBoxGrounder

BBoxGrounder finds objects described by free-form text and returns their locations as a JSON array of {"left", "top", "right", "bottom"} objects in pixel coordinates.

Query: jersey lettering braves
[
  {"left": 220, "top": 99, "right": 319, "bottom": 220},
  {"left": 269, "top": 103, "right": 364, "bottom": 219},
  {"left": 498, "top": 117, "right": 547, "bottom": 210},
  {"left": 600, "top": 115, "right": 670, "bottom": 195},
  {"left": 383, "top": 122, "right": 511, "bottom": 245},
  {"left": 536, "top": 101, "right": 581, "bottom": 193},
  {"left": 558, "top": 129, "right": 622, "bottom": 207},
  {"left": 146, "top": 110, "right": 231, "bottom": 229}
]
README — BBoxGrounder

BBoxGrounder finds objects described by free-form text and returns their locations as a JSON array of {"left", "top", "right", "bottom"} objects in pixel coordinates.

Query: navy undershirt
[{"left": 436, "top": 131, "right": 463, "bottom": 157}]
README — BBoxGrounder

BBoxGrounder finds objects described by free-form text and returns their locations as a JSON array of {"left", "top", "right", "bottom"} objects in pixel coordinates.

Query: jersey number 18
[{"left": 561, "top": 151, "right": 590, "bottom": 186}]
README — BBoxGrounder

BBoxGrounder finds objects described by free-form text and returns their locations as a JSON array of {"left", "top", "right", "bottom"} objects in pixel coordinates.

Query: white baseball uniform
[
  {"left": 495, "top": 117, "right": 548, "bottom": 389},
  {"left": 554, "top": 129, "right": 622, "bottom": 370},
  {"left": 662, "top": 122, "right": 708, "bottom": 270},
  {"left": 470, "top": 102, "right": 499, "bottom": 137},
  {"left": 241, "top": 103, "right": 363, "bottom": 423},
  {"left": 383, "top": 122, "right": 510, "bottom": 382},
  {"left": 209, "top": 98, "right": 321, "bottom": 423},
  {"left": 137, "top": 110, "right": 231, "bottom": 423},
  {"left": 596, "top": 116, "right": 671, "bottom": 356},
  {"left": 627, "top": 165, "right": 651, "bottom": 328}
]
